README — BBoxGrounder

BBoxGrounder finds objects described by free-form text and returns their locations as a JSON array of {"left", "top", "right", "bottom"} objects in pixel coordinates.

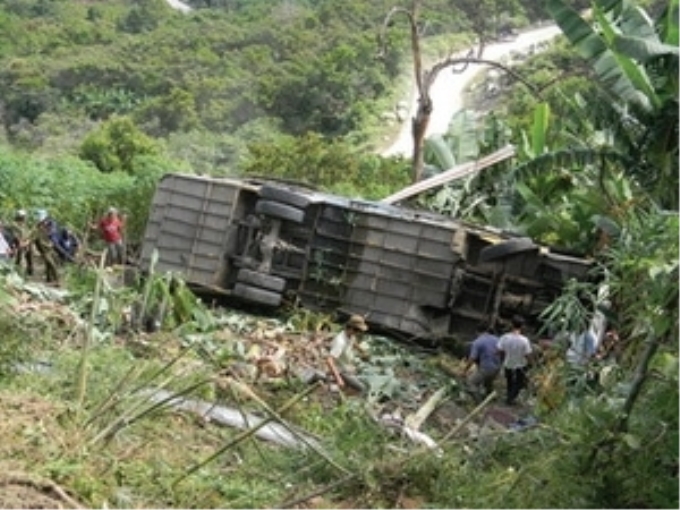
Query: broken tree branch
[
  {"left": 441, "top": 390, "right": 497, "bottom": 443},
  {"left": 279, "top": 473, "right": 357, "bottom": 509},
  {"left": 404, "top": 386, "right": 448, "bottom": 431}
]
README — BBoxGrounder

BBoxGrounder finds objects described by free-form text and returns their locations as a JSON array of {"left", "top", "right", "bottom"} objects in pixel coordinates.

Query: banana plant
[
  {"left": 421, "top": 109, "right": 518, "bottom": 228},
  {"left": 544, "top": 0, "right": 678, "bottom": 210}
]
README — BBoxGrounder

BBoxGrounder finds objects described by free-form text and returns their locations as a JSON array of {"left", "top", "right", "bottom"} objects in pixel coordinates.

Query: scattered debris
[
  {"left": 1, "top": 267, "right": 543, "bottom": 459},
  {"left": 141, "top": 387, "right": 321, "bottom": 449}
]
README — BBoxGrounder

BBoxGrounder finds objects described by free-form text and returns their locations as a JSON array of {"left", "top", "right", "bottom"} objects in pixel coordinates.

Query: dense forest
[
  {"left": 0, "top": 0, "right": 677, "bottom": 508},
  {"left": 0, "top": 0, "right": 565, "bottom": 238},
  {"left": 0, "top": 0, "right": 549, "bottom": 167}
]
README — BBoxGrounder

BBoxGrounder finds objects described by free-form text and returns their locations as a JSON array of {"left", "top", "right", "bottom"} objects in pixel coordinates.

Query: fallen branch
[
  {"left": 174, "top": 382, "right": 323, "bottom": 486},
  {"left": 378, "top": 398, "right": 445, "bottom": 454},
  {"left": 441, "top": 390, "right": 497, "bottom": 443},
  {"left": 225, "top": 377, "right": 348, "bottom": 475},
  {"left": 279, "top": 473, "right": 357, "bottom": 509},
  {"left": 404, "top": 386, "right": 448, "bottom": 431},
  {"left": 381, "top": 146, "right": 515, "bottom": 204}
]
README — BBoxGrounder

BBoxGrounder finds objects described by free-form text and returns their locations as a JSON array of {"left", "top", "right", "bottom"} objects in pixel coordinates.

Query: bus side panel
[
  {"left": 340, "top": 208, "right": 461, "bottom": 339},
  {"left": 140, "top": 174, "right": 247, "bottom": 289}
]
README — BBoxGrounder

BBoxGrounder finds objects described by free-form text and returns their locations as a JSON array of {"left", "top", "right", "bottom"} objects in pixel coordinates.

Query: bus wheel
[
  {"left": 255, "top": 200, "right": 305, "bottom": 224},
  {"left": 480, "top": 237, "right": 536, "bottom": 262},
  {"left": 232, "top": 283, "right": 282, "bottom": 307},
  {"left": 260, "top": 184, "right": 312, "bottom": 209},
  {"left": 236, "top": 268, "right": 286, "bottom": 293}
]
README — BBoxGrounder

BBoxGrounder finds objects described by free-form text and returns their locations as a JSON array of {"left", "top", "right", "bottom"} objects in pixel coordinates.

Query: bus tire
[
  {"left": 260, "top": 184, "right": 312, "bottom": 209},
  {"left": 232, "top": 283, "right": 282, "bottom": 307},
  {"left": 255, "top": 200, "right": 305, "bottom": 224},
  {"left": 236, "top": 268, "right": 286, "bottom": 293},
  {"left": 480, "top": 237, "right": 537, "bottom": 263}
]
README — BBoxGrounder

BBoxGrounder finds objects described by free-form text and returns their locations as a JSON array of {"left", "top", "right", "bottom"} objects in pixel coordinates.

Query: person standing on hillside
[
  {"left": 461, "top": 323, "right": 500, "bottom": 402},
  {"left": 32, "top": 210, "right": 60, "bottom": 284},
  {"left": 10, "top": 209, "right": 34, "bottom": 276},
  {"left": 93, "top": 207, "right": 126, "bottom": 266},
  {"left": 497, "top": 315, "right": 533, "bottom": 406}
]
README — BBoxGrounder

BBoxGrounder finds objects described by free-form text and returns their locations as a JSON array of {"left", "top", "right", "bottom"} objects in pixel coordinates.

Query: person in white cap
[{"left": 326, "top": 314, "right": 370, "bottom": 393}]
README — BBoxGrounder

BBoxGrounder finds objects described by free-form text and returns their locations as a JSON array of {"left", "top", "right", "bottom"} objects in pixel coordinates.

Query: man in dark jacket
[
  {"left": 33, "top": 211, "right": 60, "bottom": 283},
  {"left": 54, "top": 227, "right": 79, "bottom": 263}
]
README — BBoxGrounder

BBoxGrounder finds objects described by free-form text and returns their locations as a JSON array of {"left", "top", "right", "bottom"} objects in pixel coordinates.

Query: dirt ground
[
  {"left": 0, "top": 470, "right": 83, "bottom": 509},
  {"left": 0, "top": 394, "right": 84, "bottom": 509}
]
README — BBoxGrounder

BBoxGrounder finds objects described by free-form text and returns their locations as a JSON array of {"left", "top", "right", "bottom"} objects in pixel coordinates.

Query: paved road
[
  {"left": 165, "top": 0, "right": 192, "bottom": 13},
  {"left": 382, "top": 25, "right": 561, "bottom": 157}
]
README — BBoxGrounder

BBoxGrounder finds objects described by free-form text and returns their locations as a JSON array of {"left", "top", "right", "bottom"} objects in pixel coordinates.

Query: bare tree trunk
[
  {"left": 408, "top": 0, "right": 430, "bottom": 183},
  {"left": 411, "top": 99, "right": 431, "bottom": 183},
  {"left": 380, "top": 1, "right": 538, "bottom": 184}
]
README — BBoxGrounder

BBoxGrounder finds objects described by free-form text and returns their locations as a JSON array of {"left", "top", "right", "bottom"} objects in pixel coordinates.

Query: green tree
[
  {"left": 79, "top": 116, "right": 160, "bottom": 174},
  {"left": 241, "top": 132, "right": 410, "bottom": 199},
  {"left": 543, "top": 0, "right": 679, "bottom": 209},
  {"left": 137, "top": 88, "right": 199, "bottom": 135},
  {"left": 117, "top": 0, "right": 170, "bottom": 34}
]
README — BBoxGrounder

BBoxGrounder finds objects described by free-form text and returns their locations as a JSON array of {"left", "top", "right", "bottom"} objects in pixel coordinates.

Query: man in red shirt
[{"left": 96, "top": 207, "right": 126, "bottom": 266}]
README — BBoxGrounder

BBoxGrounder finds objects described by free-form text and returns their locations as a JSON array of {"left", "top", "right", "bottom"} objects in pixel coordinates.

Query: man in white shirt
[
  {"left": 326, "top": 314, "right": 369, "bottom": 393},
  {"left": 497, "top": 315, "right": 533, "bottom": 405}
]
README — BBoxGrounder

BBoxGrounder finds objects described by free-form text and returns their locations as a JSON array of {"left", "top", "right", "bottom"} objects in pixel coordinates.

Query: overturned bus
[{"left": 139, "top": 173, "right": 593, "bottom": 346}]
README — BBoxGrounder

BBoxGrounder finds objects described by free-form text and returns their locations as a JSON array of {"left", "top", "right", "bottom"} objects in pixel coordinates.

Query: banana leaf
[
  {"left": 423, "top": 134, "right": 456, "bottom": 170},
  {"left": 545, "top": 0, "right": 657, "bottom": 111},
  {"left": 530, "top": 102, "right": 551, "bottom": 157}
]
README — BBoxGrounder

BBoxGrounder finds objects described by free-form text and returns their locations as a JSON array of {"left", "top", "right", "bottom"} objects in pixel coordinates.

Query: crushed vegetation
[{"left": 0, "top": 262, "right": 544, "bottom": 508}]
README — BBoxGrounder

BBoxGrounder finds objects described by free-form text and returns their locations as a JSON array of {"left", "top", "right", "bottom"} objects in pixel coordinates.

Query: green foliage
[
  {"left": 601, "top": 208, "right": 678, "bottom": 358},
  {"left": 72, "top": 87, "right": 144, "bottom": 121},
  {"left": 0, "top": 0, "right": 413, "bottom": 162},
  {"left": 420, "top": 110, "right": 515, "bottom": 228},
  {"left": 540, "top": 0, "right": 678, "bottom": 209},
  {"left": 117, "top": 0, "right": 170, "bottom": 34},
  {"left": 478, "top": 0, "right": 679, "bottom": 251},
  {"left": 79, "top": 116, "right": 161, "bottom": 174},
  {"left": 0, "top": 0, "right": 551, "bottom": 175},
  {"left": 136, "top": 87, "right": 199, "bottom": 135},
  {"left": 0, "top": 150, "right": 165, "bottom": 244},
  {"left": 0, "top": 294, "right": 34, "bottom": 375},
  {"left": 242, "top": 132, "right": 410, "bottom": 199}
]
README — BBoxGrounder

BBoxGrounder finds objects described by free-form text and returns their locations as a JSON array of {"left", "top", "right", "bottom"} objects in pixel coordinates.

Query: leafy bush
[
  {"left": 241, "top": 132, "right": 410, "bottom": 199},
  {"left": 0, "top": 149, "right": 166, "bottom": 244}
]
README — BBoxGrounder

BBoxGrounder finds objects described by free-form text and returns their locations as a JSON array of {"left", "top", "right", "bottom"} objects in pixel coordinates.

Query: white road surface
[
  {"left": 382, "top": 25, "right": 562, "bottom": 157},
  {"left": 165, "top": 0, "right": 192, "bottom": 13}
]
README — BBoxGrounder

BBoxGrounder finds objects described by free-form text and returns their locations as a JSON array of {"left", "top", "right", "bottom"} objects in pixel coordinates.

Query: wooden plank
[{"left": 381, "top": 145, "right": 516, "bottom": 205}]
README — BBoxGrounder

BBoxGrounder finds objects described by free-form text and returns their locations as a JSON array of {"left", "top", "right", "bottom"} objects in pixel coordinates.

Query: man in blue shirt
[
  {"left": 53, "top": 227, "right": 79, "bottom": 263},
  {"left": 462, "top": 323, "right": 501, "bottom": 402}
]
